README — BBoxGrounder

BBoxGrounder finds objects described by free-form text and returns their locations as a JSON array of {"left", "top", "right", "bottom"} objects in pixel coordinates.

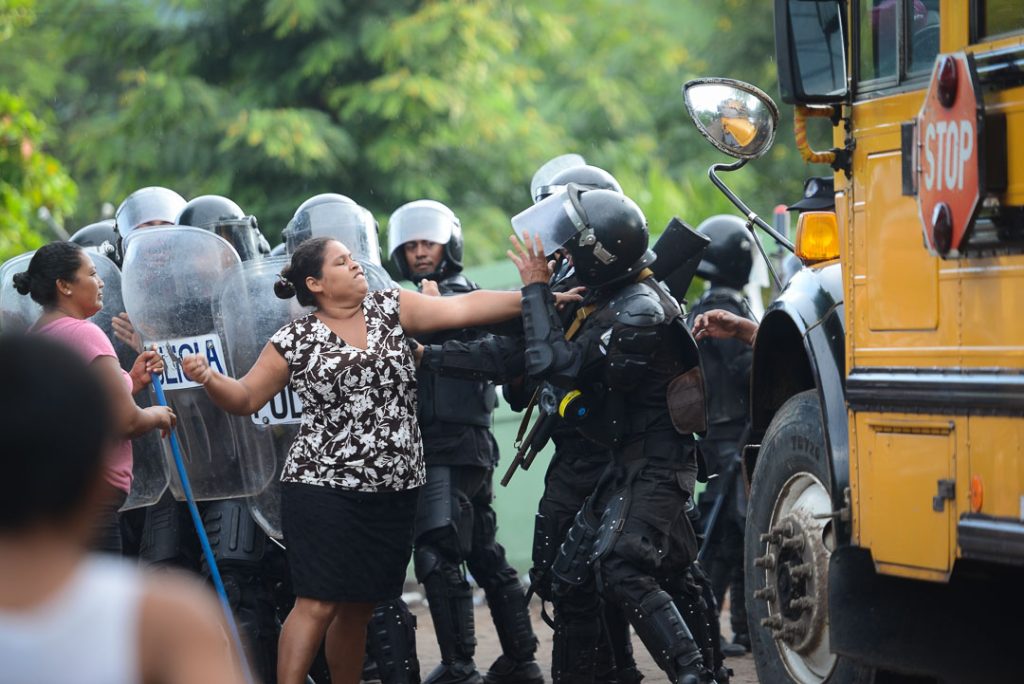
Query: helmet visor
[
  {"left": 530, "top": 154, "right": 586, "bottom": 203},
  {"left": 287, "top": 203, "right": 381, "bottom": 266},
  {"left": 115, "top": 188, "right": 186, "bottom": 241},
  {"left": 511, "top": 187, "right": 585, "bottom": 257},
  {"left": 386, "top": 204, "right": 456, "bottom": 259}
]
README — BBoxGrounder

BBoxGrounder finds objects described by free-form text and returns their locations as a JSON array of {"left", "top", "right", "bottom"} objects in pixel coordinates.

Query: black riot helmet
[
  {"left": 69, "top": 219, "right": 120, "bottom": 266},
  {"left": 513, "top": 186, "right": 654, "bottom": 288},
  {"left": 386, "top": 199, "right": 464, "bottom": 282},
  {"left": 176, "top": 195, "right": 266, "bottom": 262},
  {"left": 533, "top": 164, "right": 623, "bottom": 203},
  {"left": 695, "top": 214, "right": 754, "bottom": 289},
  {"left": 284, "top": 193, "right": 382, "bottom": 266}
]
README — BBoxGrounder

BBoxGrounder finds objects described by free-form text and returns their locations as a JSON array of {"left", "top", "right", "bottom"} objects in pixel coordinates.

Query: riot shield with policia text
[
  {"left": 219, "top": 256, "right": 311, "bottom": 539},
  {"left": 121, "top": 225, "right": 276, "bottom": 501}
]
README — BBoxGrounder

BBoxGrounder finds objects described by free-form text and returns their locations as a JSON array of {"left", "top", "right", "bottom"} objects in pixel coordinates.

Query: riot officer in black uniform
[
  {"left": 522, "top": 164, "right": 643, "bottom": 684},
  {"left": 507, "top": 186, "right": 718, "bottom": 684},
  {"left": 689, "top": 215, "right": 755, "bottom": 655},
  {"left": 387, "top": 200, "right": 543, "bottom": 684}
]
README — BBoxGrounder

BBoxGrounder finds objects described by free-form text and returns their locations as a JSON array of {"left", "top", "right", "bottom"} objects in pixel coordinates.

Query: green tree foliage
[
  {"left": 0, "top": 1, "right": 77, "bottom": 260},
  {"left": 1, "top": 0, "right": 824, "bottom": 265}
]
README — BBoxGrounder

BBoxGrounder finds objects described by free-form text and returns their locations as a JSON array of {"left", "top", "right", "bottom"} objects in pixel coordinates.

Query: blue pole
[{"left": 150, "top": 373, "right": 256, "bottom": 684}]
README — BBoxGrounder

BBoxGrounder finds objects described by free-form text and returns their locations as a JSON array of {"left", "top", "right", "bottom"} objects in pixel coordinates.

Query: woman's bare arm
[
  {"left": 182, "top": 342, "right": 290, "bottom": 416},
  {"left": 398, "top": 288, "right": 524, "bottom": 337},
  {"left": 92, "top": 356, "right": 175, "bottom": 439}
]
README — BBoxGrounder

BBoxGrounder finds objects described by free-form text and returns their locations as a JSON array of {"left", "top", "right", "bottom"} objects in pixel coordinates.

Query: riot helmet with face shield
[
  {"left": 114, "top": 187, "right": 186, "bottom": 242},
  {"left": 695, "top": 214, "right": 753, "bottom": 289},
  {"left": 284, "top": 194, "right": 393, "bottom": 290},
  {"left": 176, "top": 195, "right": 267, "bottom": 262},
  {"left": 512, "top": 186, "right": 654, "bottom": 288},
  {"left": 386, "top": 199, "right": 464, "bottom": 282},
  {"left": 283, "top": 194, "right": 381, "bottom": 264}
]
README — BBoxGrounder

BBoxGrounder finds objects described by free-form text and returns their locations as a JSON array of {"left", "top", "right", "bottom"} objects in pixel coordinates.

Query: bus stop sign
[{"left": 917, "top": 52, "right": 985, "bottom": 258}]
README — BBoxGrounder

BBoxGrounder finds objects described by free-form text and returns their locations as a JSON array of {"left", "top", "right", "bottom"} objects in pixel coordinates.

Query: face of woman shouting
[{"left": 305, "top": 240, "right": 368, "bottom": 306}]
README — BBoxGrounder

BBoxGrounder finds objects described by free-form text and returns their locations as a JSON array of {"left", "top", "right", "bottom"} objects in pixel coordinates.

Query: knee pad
[
  {"left": 203, "top": 500, "right": 266, "bottom": 569},
  {"left": 551, "top": 507, "right": 599, "bottom": 588}
]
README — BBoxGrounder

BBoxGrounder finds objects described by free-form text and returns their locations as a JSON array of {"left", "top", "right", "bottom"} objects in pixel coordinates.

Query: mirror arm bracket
[{"left": 708, "top": 161, "right": 792, "bottom": 290}]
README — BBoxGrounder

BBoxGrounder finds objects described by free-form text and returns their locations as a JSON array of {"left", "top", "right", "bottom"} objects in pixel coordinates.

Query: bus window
[
  {"left": 859, "top": 0, "right": 899, "bottom": 83},
  {"left": 978, "top": 0, "right": 1024, "bottom": 38},
  {"left": 908, "top": 0, "right": 940, "bottom": 75}
]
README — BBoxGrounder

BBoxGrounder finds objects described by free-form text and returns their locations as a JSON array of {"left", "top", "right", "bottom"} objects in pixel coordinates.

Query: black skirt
[{"left": 281, "top": 482, "right": 420, "bottom": 602}]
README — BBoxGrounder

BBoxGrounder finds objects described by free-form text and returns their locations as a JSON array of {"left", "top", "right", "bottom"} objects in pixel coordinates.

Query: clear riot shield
[
  {"left": 122, "top": 226, "right": 276, "bottom": 501},
  {"left": 0, "top": 251, "right": 170, "bottom": 506},
  {"left": 0, "top": 253, "right": 38, "bottom": 332},
  {"left": 219, "top": 256, "right": 310, "bottom": 538}
]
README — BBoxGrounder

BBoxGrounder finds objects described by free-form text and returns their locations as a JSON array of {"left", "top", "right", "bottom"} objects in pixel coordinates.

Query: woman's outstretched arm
[{"left": 181, "top": 342, "right": 290, "bottom": 416}]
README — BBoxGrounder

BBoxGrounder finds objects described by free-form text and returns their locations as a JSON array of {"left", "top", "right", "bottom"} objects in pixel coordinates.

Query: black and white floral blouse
[{"left": 270, "top": 289, "right": 425, "bottom": 492}]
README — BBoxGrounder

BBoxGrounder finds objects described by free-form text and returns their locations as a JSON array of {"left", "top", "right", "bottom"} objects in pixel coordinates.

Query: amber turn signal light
[
  {"left": 970, "top": 475, "right": 984, "bottom": 513},
  {"left": 795, "top": 211, "right": 840, "bottom": 263}
]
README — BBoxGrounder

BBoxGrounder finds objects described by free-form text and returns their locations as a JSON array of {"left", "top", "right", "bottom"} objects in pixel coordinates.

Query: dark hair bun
[
  {"left": 274, "top": 273, "right": 296, "bottom": 300},
  {"left": 12, "top": 272, "right": 31, "bottom": 296}
]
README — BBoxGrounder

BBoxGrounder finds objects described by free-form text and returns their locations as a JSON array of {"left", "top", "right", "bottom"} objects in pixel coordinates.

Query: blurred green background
[{"left": 0, "top": 0, "right": 829, "bottom": 265}]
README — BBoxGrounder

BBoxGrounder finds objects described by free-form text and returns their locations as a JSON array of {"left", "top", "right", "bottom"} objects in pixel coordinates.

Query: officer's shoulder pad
[{"left": 610, "top": 283, "right": 665, "bottom": 327}]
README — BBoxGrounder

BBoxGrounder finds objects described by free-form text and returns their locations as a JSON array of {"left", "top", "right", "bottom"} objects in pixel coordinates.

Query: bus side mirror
[
  {"left": 683, "top": 79, "right": 780, "bottom": 160},
  {"left": 774, "top": 0, "right": 849, "bottom": 105}
]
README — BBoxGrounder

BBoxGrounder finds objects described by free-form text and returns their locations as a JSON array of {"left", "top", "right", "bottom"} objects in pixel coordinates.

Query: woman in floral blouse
[{"left": 183, "top": 235, "right": 574, "bottom": 684}]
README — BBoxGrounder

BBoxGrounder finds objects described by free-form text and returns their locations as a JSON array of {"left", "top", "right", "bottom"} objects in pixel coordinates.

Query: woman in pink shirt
[{"left": 12, "top": 241, "right": 176, "bottom": 553}]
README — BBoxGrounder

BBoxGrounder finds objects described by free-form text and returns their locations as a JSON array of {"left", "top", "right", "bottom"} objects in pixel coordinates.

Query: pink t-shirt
[{"left": 37, "top": 318, "right": 134, "bottom": 494}]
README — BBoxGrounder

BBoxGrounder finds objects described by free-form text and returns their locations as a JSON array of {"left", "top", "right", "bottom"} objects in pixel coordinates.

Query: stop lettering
[
  {"left": 922, "top": 119, "right": 974, "bottom": 192},
  {"left": 916, "top": 52, "right": 984, "bottom": 258}
]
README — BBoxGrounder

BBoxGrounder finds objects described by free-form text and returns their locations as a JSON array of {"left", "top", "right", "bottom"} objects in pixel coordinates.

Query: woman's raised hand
[
  {"left": 129, "top": 347, "right": 166, "bottom": 392},
  {"left": 181, "top": 354, "right": 214, "bottom": 386},
  {"left": 508, "top": 231, "right": 554, "bottom": 286}
]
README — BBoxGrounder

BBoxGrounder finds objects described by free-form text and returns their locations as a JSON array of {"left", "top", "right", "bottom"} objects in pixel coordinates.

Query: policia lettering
[{"left": 387, "top": 200, "right": 542, "bottom": 684}]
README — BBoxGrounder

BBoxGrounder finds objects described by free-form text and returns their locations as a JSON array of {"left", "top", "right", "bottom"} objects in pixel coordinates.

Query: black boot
[
  {"left": 482, "top": 577, "right": 543, "bottom": 684},
  {"left": 422, "top": 571, "right": 482, "bottom": 684}
]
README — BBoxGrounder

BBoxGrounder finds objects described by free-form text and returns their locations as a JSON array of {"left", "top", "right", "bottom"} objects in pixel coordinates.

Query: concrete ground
[{"left": 407, "top": 591, "right": 758, "bottom": 683}]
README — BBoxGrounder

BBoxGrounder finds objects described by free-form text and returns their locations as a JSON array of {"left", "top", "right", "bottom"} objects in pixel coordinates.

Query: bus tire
[{"left": 744, "top": 390, "right": 874, "bottom": 684}]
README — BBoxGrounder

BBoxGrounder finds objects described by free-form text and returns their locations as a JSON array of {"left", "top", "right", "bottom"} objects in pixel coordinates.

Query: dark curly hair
[
  {"left": 274, "top": 236, "right": 333, "bottom": 307},
  {"left": 12, "top": 241, "right": 86, "bottom": 307}
]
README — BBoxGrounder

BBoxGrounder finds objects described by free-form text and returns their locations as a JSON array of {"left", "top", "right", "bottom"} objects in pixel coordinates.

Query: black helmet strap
[{"left": 565, "top": 184, "right": 617, "bottom": 265}]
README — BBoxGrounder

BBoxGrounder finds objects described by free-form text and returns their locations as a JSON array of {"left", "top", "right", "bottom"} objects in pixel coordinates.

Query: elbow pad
[{"left": 521, "top": 283, "right": 578, "bottom": 378}]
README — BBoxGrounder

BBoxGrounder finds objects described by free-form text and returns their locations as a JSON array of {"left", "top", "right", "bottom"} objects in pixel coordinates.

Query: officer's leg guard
[
  {"left": 551, "top": 586, "right": 603, "bottom": 684},
  {"left": 414, "top": 467, "right": 482, "bottom": 684},
  {"left": 598, "top": 602, "right": 643, "bottom": 684},
  {"left": 464, "top": 480, "right": 541, "bottom": 684},
  {"left": 478, "top": 576, "right": 542, "bottom": 684},
  {"left": 668, "top": 570, "right": 726, "bottom": 683},
  {"left": 202, "top": 499, "right": 278, "bottom": 683},
  {"left": 139, "top": 492, "right": 200, "bottom": 571},
  {"left": 366, "top": 599, "right": 421, "bottom": 684},
  {"left": 416, "top": 547, "right": 480, "bottom": 684},
  {"left": 617, "top": 588, "right": 707, "bottom": 684}
]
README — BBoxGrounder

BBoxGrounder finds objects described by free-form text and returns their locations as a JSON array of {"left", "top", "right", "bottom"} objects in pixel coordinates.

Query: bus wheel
[{"left": 744, "top": 390, "right": 873, "bottom": 684}]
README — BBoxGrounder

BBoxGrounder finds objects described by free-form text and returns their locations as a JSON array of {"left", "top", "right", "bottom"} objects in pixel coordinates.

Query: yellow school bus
[{"left": 687, "top": 1, "right": 1024, "bottom": 682}]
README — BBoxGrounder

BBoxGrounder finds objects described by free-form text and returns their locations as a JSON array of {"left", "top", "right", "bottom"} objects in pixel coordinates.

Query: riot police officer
[
  {"left": 387, "top": 200, "right": 542, "bottom": 684},
  {"left": 507, "top": 186, "right": 717, "bottom": 684},
  {"left": 690, "top": 215, "right": 756, "bottom": 655}
]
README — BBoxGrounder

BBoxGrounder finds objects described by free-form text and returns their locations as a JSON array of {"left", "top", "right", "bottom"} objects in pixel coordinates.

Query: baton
[
  {"left": 697, "top": 458, "right": 741, "bottom": 565},
  {"left": 150, "top": 371, "right": 256, "bottom": 684}
]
